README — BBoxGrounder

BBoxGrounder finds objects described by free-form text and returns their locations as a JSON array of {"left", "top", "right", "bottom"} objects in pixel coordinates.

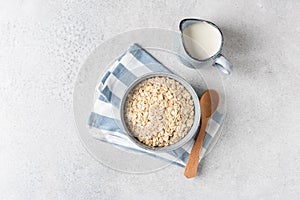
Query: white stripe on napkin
[{"left": 119, "top": 52, "right": 153, "bottom": 76}]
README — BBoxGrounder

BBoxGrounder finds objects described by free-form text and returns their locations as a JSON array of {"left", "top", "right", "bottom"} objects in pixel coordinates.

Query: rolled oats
[{"left": 124, "top": 76, "right": 195, "bottom": 147}]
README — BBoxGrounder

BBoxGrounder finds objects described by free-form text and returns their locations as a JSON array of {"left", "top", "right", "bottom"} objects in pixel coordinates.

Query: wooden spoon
[{"left": 184, "top": 89, "right": 220, "bottom": 178}]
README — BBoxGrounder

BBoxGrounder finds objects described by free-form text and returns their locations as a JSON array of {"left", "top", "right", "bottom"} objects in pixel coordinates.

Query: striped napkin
[{"left": 88, "top": 44, "right": 223, "bottom": 167}]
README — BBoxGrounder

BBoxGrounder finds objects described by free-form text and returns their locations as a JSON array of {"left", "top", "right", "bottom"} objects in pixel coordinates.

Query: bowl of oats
[{"left": 120, "top": 72, "right": 201, "bottom": 151}]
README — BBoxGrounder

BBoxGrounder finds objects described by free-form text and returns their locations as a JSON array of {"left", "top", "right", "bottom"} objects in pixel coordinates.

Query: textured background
[{"left": 1, "top": 0, "right": 300, "bottom": 199}]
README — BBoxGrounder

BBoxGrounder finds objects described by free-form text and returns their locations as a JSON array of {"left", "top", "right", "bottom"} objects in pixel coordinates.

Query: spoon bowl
[{"left": 200, "top": 90, "right": 220, "bottom": 118}]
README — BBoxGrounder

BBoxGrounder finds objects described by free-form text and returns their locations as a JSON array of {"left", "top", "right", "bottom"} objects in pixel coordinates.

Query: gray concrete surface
[{"left": 1, "top": 0, "right": 300, "bottom": 199}]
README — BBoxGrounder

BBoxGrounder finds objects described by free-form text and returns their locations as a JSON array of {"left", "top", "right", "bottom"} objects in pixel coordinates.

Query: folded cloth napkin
[{"left": 88, "top": 44, "right": 224, "bottom": 167}]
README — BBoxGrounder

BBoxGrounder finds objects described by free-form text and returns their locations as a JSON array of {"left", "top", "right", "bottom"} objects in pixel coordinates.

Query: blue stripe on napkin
[
  {"left": 112, "top": 63, "right": 137, "bottom": 86},
  {"left": 129, "top": 46, "right": 171, "bottom": 73},
  {"left": 100, "top": 86, "right": 121, "bottom": 107},
  {"left": 99, "top": 94, "right": 109, "bottom": 103},
  {"left": 101, "top": 71, "right": 111, "bottom": 84},
  {"left": 89, "top": 112, "right": 125, "bottom": 134},
  {"left": 203, "top": 133, "right": 212, "bottom": 149},
  {"left": 212, "top": 110, "right": 223, "bottom": 124}
]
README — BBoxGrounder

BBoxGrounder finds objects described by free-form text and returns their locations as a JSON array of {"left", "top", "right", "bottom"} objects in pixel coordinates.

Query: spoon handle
[{"left": 184, "top": 118, "right": 208, "bottom": 178}]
